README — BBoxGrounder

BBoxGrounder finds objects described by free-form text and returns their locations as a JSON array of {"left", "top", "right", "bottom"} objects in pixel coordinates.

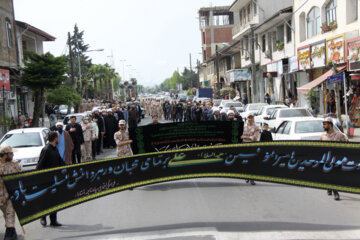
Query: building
[
  {"left": 15, "top": 20, "right": 55, "bottom": 117},
  {"left": 294, "top": 0, "right": 359, "bottom": 115},
  {"left": 0, "top": 0, "right": 19, "bottom": 135},
  {"left": 198, "top": 5, "right": 234, "bottom": 88}
]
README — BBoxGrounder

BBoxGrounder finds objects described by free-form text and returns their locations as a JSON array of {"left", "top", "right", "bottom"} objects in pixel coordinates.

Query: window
[
  {"left": 283, "top": 121, "right": 292, "bottom": 134},
  {"left": 254, "top": 2, "right": 257, "bottom": 15},
  {"left": 279, "top": 109, "right": 312, "bottom": 118},
  {"left": 5, "top": 18, "right": 13, "bottom": 48},
  {"left": 286, "top": 20, "right": 292, "bottom": 43},
  {"left": 243, "top": 8, "right": 246, "bottom": 23},
  {"left": 240, "top": 40, "right": 244, "bottom": 55},
  {"left": 262, "top": 35, "right": 266, "bottom": 52},
  {"left": 326, "top": 0, "right": 337, "bottom": 25},
  {"left": 307, "top": 7, "right": 320, "bottom": 38},
  {"left": 203, "top": 50, "right": 206, "bottom": 61},
  {"left": 346, "top": 0, "right": 357, "bottom": 23},
  {"left": 272, "top": 31, "right": 277, "bottom": 52},
  {"left": 277, "top": 25, "right": 284, "bottom": 43},
  {"left": 202, "top": 32, "right": 205, "bottom": 44},
  {"left": 247, "top": 4, "right": 251, "bottom": 21},
  {"left": 239, "top": 10, "right": 242, "bottom": 25},
  {"left": 267, "top": 32, "right": 272, "bottom": 53},
  {"left": 295, "top": 121, "right": 324, "bottom": 133},
  {"left": 244, "top": 36, "right": 249, "bottom": 53}
]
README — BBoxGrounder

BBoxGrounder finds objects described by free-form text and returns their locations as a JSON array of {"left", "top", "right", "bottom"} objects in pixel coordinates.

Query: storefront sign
[
  {"left": 297, "top": 46, "right": 311, "bottom": 70},
  {"left": 266, "top": 60, "right": 283, "bottom": 75},
  {"left": 328, "top": 72, "right": 344, "bottom": 84},
  {"left": 311, "top": 41, "right": 326, "bottom": 68},
  {"left": 288, "top": 56, "right": 299, "bottom": 73},
  {"left": 227, "top": 69, "right": 251, "bottom": 82},
  {"left": 326, "top": 34, "right": 345, "bottom": 65},
  {"left": 0, "top": 69, "right": 10, "bottom": 91},
  {"left": 3, "top": 141, "right": 360, "bottom": 226},
  {"left": 347, "top": 37, "right": 360, "bottom": 71}
]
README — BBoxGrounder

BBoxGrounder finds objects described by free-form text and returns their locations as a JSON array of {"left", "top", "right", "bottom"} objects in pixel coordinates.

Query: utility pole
[
  {"left": 216, "top": 45, "right": 220, "bottom": 98},
  {"left": 189, "top": 53, "right": 192, "bottom": 71},
  {"left": 250, "top": 26, "right": 256, "bottom": 103},
  {"left": 2, "top": 85, "right": 6, "bottom": 133},
  {"left": 68, "top": 32, "right": 75, "bottom": 88}
]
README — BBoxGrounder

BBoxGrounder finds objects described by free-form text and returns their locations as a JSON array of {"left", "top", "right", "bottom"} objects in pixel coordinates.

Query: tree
[
  {"left": 21, "top": 51, "right": 67, "bottom": 127},
  {"left": 46, "top": 85, "right": 81, "bottom": 106},
  {"left": 182, "top": 67, "right": 199, "bottom": 89}
]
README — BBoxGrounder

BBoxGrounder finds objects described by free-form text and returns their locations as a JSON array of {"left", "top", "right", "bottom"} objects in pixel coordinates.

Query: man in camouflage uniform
[
  {"left": 114, "top": 120, "right": 133, "bottom": 157},
  {"left": 320, "top": 117, "right": 348, "bottom": 200},
  {"left": 241, "top": 113, "right": 260, "bottom": 185},
  {"left": 0, "top": 145, "right": 21, "bottom": 240}
]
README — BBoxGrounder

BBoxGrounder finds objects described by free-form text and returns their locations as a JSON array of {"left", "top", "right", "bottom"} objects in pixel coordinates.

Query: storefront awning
[{"left": 297, "top": 66, "right": 346, "bottom": 93}]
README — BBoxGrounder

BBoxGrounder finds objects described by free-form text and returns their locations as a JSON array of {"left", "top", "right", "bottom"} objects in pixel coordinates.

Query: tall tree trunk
[
  {"left": 99, "top": 78, "right": 103, "bottom": 99},
  {"left": 32, "top": 88, "right": 45, "bottom": 127},
  {"left": 105, "top": 78, "right": 109, "bottom": 100},
  {"left": 94, "top": 78, "right": 97, "bottom": 99}
]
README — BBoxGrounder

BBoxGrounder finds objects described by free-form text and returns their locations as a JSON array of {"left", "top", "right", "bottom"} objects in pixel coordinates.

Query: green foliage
[
  {"left": 160, "top": 68, "right": 198, "bottom": 92},
  {"left": 21, "top": 51, "right": 67, "bottom": 89},
  {"left": 220, "top": 87, "right": 236, "bottom": 99},
  {"left": 46, "top": 85, "right": 81, "bottom": 106},
  {"left": 112, "top": 76, "right": 121, "bottom": 92},
  {"left": 305, "top": 88, "right": 319, "bottom": 111}
]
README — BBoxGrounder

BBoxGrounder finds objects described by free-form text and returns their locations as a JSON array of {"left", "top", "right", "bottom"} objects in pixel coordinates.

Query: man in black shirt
[
  {"left": 93, "top": 109, "right": 105, "bottom": 155},
  {"left": 175, "top": 101, "right": 184, "bottom": 122},
  {"left": 37, "top": 131, "right": 64, "bottom": 227},
  {"left": 260, "top": 123, "right": 273, "bottom": 142},
  {"left": 65, "top": 116, "right": 84, "bottom": 164}
]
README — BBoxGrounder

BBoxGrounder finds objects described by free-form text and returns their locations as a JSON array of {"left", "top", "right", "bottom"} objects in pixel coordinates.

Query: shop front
[{"left": 226, "top": 69, "right": 251, "bottom": 99}]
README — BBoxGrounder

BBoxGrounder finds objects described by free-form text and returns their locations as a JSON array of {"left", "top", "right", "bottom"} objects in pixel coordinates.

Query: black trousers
[
  {"left": 91, "top": 140, "right": 97, "bottom": 158},
  {"left": 71, "top": 143, "right": 81, "bottom": 164},
  {"left": 96, "top": 135, "right": 103, "bottom": 154},
  {"left": 41, "top": 212, "right": 57, "bottom": 223}
]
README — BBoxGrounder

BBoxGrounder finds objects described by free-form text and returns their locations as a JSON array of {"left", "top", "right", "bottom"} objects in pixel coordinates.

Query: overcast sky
[{"left": 13, "top": 0, "right": 234, "bottom": 87}]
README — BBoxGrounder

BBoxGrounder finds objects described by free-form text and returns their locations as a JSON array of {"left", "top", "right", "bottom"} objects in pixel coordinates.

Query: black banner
[
  {"left": 131, "top": 121, "right": 243, "bottom": 154},
  {"left": 2, "top": 141, "right": 360, "bottom": 226}
]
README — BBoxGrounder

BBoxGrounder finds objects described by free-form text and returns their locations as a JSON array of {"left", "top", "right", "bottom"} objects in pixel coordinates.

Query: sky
[{"left": 13, "top": 0, "right": 234, "bottom": 87}]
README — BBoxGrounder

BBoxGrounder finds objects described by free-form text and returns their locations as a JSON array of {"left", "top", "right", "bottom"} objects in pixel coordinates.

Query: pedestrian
[
  {"left": 114, "top": 120, "right": 133, "bottom": 157},
  {"left": 243, "top": 93, "right": 248, "bottom": 105},
  {"left": 264, "top": 93, "right": 271, "bottom": 104},
  {"left": 45, "top": 103, "right": 57, "bottom": 128},
  {"left": 329, "top": 90, "right": 336, "bottom": 113},
  {"left": 184, "top": 102, "right": 192, "bottom": 121},
  {"left": 220, "top": 109, "right": 227, "bottom": 121},
  {"left": 0, "top": 145, "right": 21, "bottom": 240},
  {"left": 209, "top": 108, "right": 221, "bottom": 121},
  {"left": 17, "top": 110, "right": 26, "bottom": 128},
  {"left": 194, "top": 103, "right": 203, "bottom": 122},
  {"left": 23, "top": 119, "right": 30, "bottom": 128},
  {"left": 165, "top": 101, "right": 171, "bottom": 120},
  {"left": 176, "top": 100, "right": 184, "bottom": 122},
  {"left": 241, "top": 113, "right": 260, "bottom": 185},
  {"left": 149, "top": 115, "right": 160, "bottom": 125},
  {"left": 55, "top": 122, "right": 74, "bottom": 165},
  {"left": 171, "top": 101, "right": 177, "bottom": 122},
  {"left": 37, "top": 132, "right": 64, "bottom": 227},
  {"left": 260, "top": 123, "right": 273, "bottom": 142},
  {"left": 81, "top": 116, "right": 95, "bottom": 162},
  {"left": 104, "top": 110, "right": 118, "bottom": 149},
  {"left": 93, "top": 109, "right": 105, "bottom": 155},
  {"left": 89, "top": 115, "right": 99, "bottom": 160},
  {"left": 320, "top": 117, "right": 348, "bottom": 200},
  {"left": 65, "top": 116, "right": 84, "bottom": 164}
]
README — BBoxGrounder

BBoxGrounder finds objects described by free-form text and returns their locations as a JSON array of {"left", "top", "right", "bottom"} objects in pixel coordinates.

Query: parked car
[
  {"left": 272, "top": 118, "right": 346, "bottom": 140},
  {"left": 254, "top": 105, "right": 288, "bottom": 127},
  {"left": 240, "top": 103, "right": 268, "bottom": 119},
  {"left": 0, "top": 128, "right": 50, "bottom": 171},
  {"left": 265, "top": 108, "right": 314, "bottom": 131},
  {"left": 186, "top": 95, "right": 195, "bottom": 102},
  {"left": 55, "top": 105, "right": 74, "bottom": 119},
  {"left": 212, "top": 99, "right": 222, "bottom": 106},
  {"left": 220, "top": 100, "right": 244, "bottom": 113},
  {"left": 178, "top": 94, "right": 187, "bottom": 102}
]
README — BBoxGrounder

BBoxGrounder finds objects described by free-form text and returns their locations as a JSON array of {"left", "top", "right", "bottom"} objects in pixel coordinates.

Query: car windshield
[
  {"left": 225, "top": 102, "right": 242, "bottom": 107},
  {"left": 266, "top": 107, "right": 284, "bottom": 115},
  {"left": 295, "top": 121, "right": 324, "bottom": 133},
  {"left": 59, "top": 105, "right": 67, "bottom": 110},
  {"left": 279, "top": 109, "right": 312, "bottom": 118},
  {"left": 0, "top": 133, "right": 42, "bottom": 147},
  {"left": 249, "top": 104, "right": 266, "bottom": 111}
]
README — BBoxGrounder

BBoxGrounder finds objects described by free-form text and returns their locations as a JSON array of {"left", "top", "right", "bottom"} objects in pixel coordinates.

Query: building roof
[
  {"left": 198, "top": 6, "right": 231, "bottom": 14},
  {"left": 16, "top": 20, "right": 56, "bottom": 41}
]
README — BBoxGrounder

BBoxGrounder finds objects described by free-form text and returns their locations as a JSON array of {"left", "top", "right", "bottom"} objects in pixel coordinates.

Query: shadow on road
[
  {"left": 57, "top": 223, "right": 113, "bottom": 233},
  {"left": 59, "top": 221, "right": 360, "bottom": 239}
]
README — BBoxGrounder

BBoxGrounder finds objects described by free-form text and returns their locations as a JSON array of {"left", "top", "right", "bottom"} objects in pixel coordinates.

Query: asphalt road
[{"left": 2, "top": 116, "right": 360, "bottom": 239}]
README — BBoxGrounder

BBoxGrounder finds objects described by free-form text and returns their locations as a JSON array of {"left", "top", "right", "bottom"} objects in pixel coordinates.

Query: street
[{"left": 2, "top": 116, "right": 360, "bottom": 240}]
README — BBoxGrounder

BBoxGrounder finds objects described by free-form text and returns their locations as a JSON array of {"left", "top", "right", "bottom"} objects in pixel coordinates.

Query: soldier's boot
[
  {"left": 334, "top": 191, "right": 340, "bottom": 201},
  {"left": 4, "top": 227, "right": 17, "bottom": 240},
  {"left": 250, "top": 180, "right": 256, "bottom": 185},
  {"left": 327, "top": 189, "right": 332, "bottom": 195}
]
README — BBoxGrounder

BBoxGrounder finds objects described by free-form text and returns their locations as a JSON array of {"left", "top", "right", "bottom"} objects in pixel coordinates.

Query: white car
[
  {"left": 272, "top": 118, "right": 346, "bottom": 140},
  {"left": 220, "top": 100, "right": 244, "bottom": 113},
  {"left": 0, "top": 128, "right": 50, "bottom": 171},
  {"left": 265, "top": 108, "right": 314, "bottom": 131},
  {"left": 254, "top": 105, "right": 288, "bottom": 127},
  {"left": 240, "top": 103, "right": 268, "bottom": 119}
]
